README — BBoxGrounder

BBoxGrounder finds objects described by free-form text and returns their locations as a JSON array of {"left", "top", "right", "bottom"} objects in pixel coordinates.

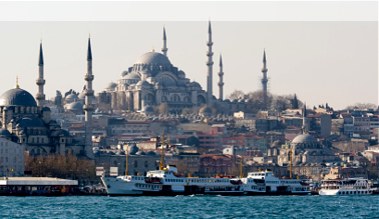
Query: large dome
[
  {"left": 0, "top": 88, "right": 37, "bottom": 107},
  {"left": 292, "top": 134, "right": 317, "bottom": 144},
  {"left": 135, "top": 52, "right": 172, "bottom": 66}
]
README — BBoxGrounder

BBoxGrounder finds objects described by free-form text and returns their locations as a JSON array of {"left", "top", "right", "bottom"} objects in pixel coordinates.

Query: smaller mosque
[
  {"left": 277, "top": 105, "right": 337, "bottom": 166},
  {"left": 0, "top": 40, "right": 94, "bottom": 158},
  {"left": 0, "top": 83, "right": 76, "bottom": 156}
]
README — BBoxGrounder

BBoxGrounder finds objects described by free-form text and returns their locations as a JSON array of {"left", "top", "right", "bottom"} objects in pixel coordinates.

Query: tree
[
  {"left": 345, "top": 103, "right": 378, "bottom": 110},
  {"left": 24, "top": 153, "right": 96, "bottom": 184},
  {"left": 291, "top": 94, "right": 299, "bottom": 109},
  {"left": 270, "top": 95, "right": 292, "bottom": 112},
  {"left": 227, "top": 90, "right": 245, "bottom": 100}
]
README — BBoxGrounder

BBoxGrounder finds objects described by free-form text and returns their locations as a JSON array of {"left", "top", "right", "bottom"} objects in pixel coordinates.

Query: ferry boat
[
  {"left": 0, "top": 177, "right": 78, "bottom": 196},
  {"left": 239, "top": 170, "right": 311, "bottom": 195},
  {"left": 101, "top": 165, "right": 244, "bottom": 196},
  {"left": 318, "top": 178, "right": 375, "bottom": 196}
]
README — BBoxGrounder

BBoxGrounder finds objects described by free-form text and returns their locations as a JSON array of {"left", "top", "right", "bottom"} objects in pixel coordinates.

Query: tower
[
  {"left": 162, "top": 27, "right": 168, "bottom": 56},
  {"left": 36, "top": 42, "right": 46, "bottom": 107},
  {"left": 206, "top": 21, "right": 214, "bottom": 104},
  {"left": 302, "top": 103, "right": 308, "bottom": 134},
  {"left": 218, "top": 54, "right": 224, "bottom": 100},
  {"left": 84, "top": 37, "right": 94, "bottom": 159},
  {"left": 261, "top": 49, "right": 269, "bottom": 109}
]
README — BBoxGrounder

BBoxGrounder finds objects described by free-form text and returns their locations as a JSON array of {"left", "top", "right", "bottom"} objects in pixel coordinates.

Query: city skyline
[{"left": 0, "top": 2, "right": 377, "bottom": 110}]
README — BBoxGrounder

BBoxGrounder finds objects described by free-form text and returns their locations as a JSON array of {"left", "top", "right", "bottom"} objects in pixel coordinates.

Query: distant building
[{"left": 0, "top": 136, "right": 24, "bottom": 176}]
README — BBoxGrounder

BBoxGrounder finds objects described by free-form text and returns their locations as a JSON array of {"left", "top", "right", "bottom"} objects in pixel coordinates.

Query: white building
[{"left": 0, "top": 133, "right": 24, "bottom": 176}]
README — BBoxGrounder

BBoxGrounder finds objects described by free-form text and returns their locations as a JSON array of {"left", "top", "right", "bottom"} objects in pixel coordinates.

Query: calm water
[{"left": 0, "top": 195, "right": 378, "bottom": 219}]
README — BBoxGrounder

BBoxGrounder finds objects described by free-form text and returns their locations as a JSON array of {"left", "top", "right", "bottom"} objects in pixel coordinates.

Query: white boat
[
  {"left": 318, "top": 178, "right": 375, "bottom": 196},
  {"left": 101, "top": 165, "right": 244, "bottom": 196},
  {"left": 239, "top": 170, "right": 310, "bottom": 195}
]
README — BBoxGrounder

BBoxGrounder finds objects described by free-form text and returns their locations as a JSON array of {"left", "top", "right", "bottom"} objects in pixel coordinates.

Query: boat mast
[
  {"left": 159, "top": 132, "right": 165, "bottom": 170},
  {"left": 125, "top": 144, "right": 129, "bottom": 176}
]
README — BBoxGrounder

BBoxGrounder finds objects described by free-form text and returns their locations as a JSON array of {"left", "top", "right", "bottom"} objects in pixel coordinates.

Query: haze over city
[{"left": 0, "top": 1, "right": 377, "bottom": 110}]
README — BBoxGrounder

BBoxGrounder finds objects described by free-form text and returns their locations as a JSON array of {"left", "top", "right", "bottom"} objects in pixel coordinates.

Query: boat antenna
[
  {"left": 125, "top": 144, "right": 129, "bottom": 176},
  {"left": 159, "top": 132, "right": 165, "bottom": 170}
]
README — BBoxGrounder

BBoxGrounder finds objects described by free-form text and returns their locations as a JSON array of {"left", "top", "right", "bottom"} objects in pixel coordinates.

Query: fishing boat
[
  {"left": 318, "top": 178, "right": 375, "bottom": 196},
  {"left": 239, "top": 170, "right": 311, "bottom": 195}
]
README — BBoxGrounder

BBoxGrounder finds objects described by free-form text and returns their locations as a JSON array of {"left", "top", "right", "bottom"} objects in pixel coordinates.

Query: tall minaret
[
  {"left": 84, "top": 37, "right": 94, "bottom": 159},
  {"left": 206, "top": 21, "right": 214, "bottom": 104},
  {"left": 261, "top": 49, "right": 269, "bottom": 109},
  {"left": 218, "top": 54, "right": 224, "bottom": 100},
  {"left": 162, "top": 27, "right": 168, "bottom": 56},
  {"left": 302, "top": 103, "right": 308, "bottom": 134},
  {"left": 36, "top": 42, "right": 46, "bottom": 107}
]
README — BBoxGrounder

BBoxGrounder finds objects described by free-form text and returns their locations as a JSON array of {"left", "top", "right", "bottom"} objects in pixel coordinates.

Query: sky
[{"left": 0, "top": 1, "right": 377, "bottom": 110}]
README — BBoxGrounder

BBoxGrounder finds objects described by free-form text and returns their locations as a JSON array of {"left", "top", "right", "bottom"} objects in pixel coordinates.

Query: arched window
[{"left": 170, "top": 94, "right": 180, "bottom": 102}]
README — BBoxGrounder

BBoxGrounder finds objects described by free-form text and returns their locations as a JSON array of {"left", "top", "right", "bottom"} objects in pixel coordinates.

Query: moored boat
[
  {"left": 101, "top": 165, "right": 244, "bottom": 196},
  {"left": 0, "top": 177, "right": 78, "bottom": 196},
  {"left": 318, "top": 178, "right": 375, "bottom": 196},
  {"left": 239, "top": 170, "right": 311, "bottom": 195}
]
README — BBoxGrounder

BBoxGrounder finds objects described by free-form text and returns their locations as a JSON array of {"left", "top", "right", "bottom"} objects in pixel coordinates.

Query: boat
[
  {"left": 318, "top": 178, "right": 375, "bottom": 196},
  {"left": 239, "top": 170, "right": 311, "bottom": 195},
  {"left": 0, "top": 177, "right": 78, "bottom": 196},
  {"left": 101, "top": 165, "right": 244, "bottom": 196},
  {"left": 101, "top": 134, "right": 244, "bottom": 196}
]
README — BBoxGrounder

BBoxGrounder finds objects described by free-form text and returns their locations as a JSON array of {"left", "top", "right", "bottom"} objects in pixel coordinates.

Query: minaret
[
  {"left": 261, "top": 49, "right": 269, "bottom": 109},
  {"left": 218, "top": 54, "right": 224, "bottom": 100},
  {"left": 206, "top": 21, "right": 214, "bottom": 104},
  {"left": 162, "top": 27, "right": 168, "bottom": 56},
  {"left": 84, "top": 37, "right": 94, "bottom": 159},
  {"left": 36, "top": 42, "right": 46, "bottom": 107},
  {"left": 302, "top": 103, "right": 308, "bottom": 134}
]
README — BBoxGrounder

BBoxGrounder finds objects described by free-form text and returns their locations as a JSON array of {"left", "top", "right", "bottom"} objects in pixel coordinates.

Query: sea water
[{"left": 0, "top": 195, "right": 378, "bottom": 219}]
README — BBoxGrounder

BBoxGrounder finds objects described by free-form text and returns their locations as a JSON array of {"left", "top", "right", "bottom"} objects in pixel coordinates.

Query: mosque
[
  {"left": 0, "top": 40, "right": 94, "bottom": 158},
  {"left": 97, "top": 22, "right": 269, "bottom": 115}
]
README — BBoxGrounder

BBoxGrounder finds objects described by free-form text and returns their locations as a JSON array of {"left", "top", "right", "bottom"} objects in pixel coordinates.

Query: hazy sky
[{"left": 0, "top": 1, "right": 377, "bottom": 110}]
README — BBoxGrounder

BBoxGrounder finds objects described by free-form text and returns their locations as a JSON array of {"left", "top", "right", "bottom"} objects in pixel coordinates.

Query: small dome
[
  {"left": 122, "top": 72, "right": 141, "bottom": 80},
  {"left": 0, "top": 88, "right": 37, "bottom": 107},
  {"left": 136, "top": 80, "right": 152, "bottom": 88},
  {"left": 292, "top": 134, "right": 317, "bottom": 144},
  {"left": 105, "top": 82, "right": 117, "bottom": 91},
  {"left": 136, "top": 151, "right": 146, "bottom": 156},
  {"left": 17, "top": 117, "right": 45, "bottom": 128},
  {"left": 128, "top": 144, "right": 139, "bottom": 155},
  {"left": 65, "top": 93, "right": 78, "bottom": 103},
  {"left": 0, "top": 129, "right": 11, "bottom": 138},
  {"left": 65, "top": 101, "right": 83, "bottom": 112},
  {"left": 135, "top": 52, "right": 172, "bottom": 66},
  {"left": 146, "top": 151, "right": 157, "bottom": 156}
]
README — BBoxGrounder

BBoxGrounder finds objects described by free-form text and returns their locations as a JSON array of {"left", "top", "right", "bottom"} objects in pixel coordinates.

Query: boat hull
[{"left": 319, "top": 189, "right": 374, "bottom": 196}]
